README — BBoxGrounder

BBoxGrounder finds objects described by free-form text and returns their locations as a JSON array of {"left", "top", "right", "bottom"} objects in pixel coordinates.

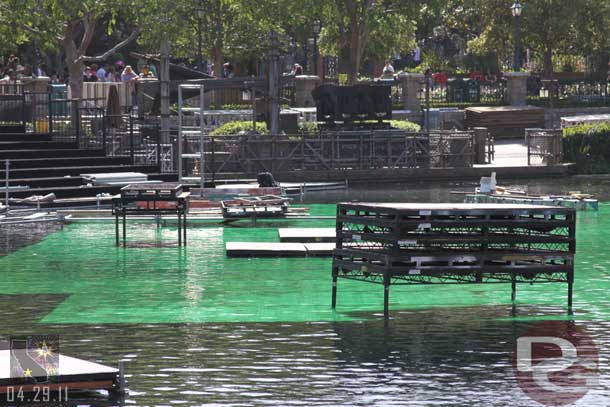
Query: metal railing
[
  {"left": 528, "top": 79, "right": 610, "bottom": 107},
  {"left": 179, "top": 130, "right": 475, "bottom": 179},
  {"left": 526, "top": 128, "right": 563, "bottom": 166},
  {"left": 418, "top": 80, "right": 506, "bottom": 107}
]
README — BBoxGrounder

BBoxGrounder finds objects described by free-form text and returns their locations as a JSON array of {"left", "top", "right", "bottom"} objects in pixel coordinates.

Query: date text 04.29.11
[{"left": 5, "top": 386, "right": 69, "bottom": 402}]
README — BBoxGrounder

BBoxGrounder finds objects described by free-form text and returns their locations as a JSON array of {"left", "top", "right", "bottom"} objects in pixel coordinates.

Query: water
[{"left": 1, "top": 179, "right": 610, "bottom": 406}]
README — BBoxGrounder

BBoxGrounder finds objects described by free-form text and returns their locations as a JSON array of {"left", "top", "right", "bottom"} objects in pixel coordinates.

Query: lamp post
[
  {"left": 312, "top": 19, "right": 321, "bottom": 76},
  {"left": 196, "top": 0, "right": 205, "bottom": 72},
  {"left": 511, "top": 2, "right": 523, "bottom": 72}
]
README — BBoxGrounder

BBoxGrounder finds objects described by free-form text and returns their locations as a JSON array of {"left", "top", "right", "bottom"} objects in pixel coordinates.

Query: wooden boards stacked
[{"left": 465, "top": 106, "right": 545, "bottom": 138}]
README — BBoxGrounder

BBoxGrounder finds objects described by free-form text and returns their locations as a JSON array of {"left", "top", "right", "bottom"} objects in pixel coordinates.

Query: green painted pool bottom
[{"left": 2, "top": 204, "right": 610, "bottom": 324}]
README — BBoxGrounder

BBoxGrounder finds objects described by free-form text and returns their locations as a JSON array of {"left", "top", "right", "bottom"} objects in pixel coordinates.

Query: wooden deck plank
[
  {"left": 226, "top": 242, "right": 335, "bottom": 257},
  {"left": 278, "top": 228, "right": 336, "bottom": 243}
]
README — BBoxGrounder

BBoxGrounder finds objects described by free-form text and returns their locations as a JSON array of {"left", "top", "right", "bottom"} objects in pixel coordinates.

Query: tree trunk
[
  {"left": 68, "top": 60, "right": 84, "bottom": 100},
  {"left": 543, "top": 48, "right": 553, "bottom": 77},
  {"left": 213, "top": 47, "right": 223, "bottom": 108}
]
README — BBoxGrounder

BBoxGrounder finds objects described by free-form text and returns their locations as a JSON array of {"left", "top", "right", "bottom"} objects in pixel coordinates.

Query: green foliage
[
  {"left": 563, "top": 123, "right": 610, "bottom": 173},
  {"left": 389, "top": 120, "right": 421, "bottom": 132},
  {"left": 297, "top": 121, "right": 319, "bottom": 134},
  {"left": 209, "top": 121, "right": 268, "bottom": 136}
]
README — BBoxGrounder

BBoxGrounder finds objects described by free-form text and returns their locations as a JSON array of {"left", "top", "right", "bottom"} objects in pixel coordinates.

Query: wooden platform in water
[
  {"left": 226, "top": 242, "right": 335, "bottom": 257},
  {"left": 278, "top": 228, "right": 336, "bottom": 242},
  {"left": 0, "top": 350, "right": 118, "bottom": 393}
]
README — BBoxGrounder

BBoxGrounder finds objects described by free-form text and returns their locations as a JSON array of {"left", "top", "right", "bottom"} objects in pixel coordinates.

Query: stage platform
[
  {"left": 278, "top": 228, "right": 336, "bottom": 242},
  {"left": 332, "top": 202, "right": 576, "bottom": 318},
  {"left": 226, "top": 242, "right": 335, "bottom": 257}
]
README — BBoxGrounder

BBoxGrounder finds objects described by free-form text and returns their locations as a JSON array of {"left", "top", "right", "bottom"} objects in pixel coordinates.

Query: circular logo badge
[{"left": 513, "top": 321, "right": 599, "bottom": 406}]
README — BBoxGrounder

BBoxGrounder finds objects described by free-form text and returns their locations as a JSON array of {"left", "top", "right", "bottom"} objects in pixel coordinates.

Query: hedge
[
  {"left": 209, "top": 121, "right": 269, "bottom": 136},
  {"left": 209, "top": 119, "right": 421, "bottom": 136},
  {"left": 563, "top": 123, "right": 610, "bottom": 173}
]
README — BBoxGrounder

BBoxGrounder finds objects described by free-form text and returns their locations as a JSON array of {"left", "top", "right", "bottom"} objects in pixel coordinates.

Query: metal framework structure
[
  {"left": 111, "top": 183, "right": 190, "bottom": 247},
  {"left": 331, "top": 203, "right": 576, "bottom": 318},
  {"left": 526, "top": 128, "right": 563, "bottom": 165},
  {"left": 187, "top": 130, "right": 474, "bottom": 178}
]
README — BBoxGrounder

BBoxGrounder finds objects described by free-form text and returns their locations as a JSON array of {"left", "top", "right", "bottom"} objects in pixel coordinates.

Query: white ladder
[{"left": 178, "top": 83, "right": 205, "bottom": 189}]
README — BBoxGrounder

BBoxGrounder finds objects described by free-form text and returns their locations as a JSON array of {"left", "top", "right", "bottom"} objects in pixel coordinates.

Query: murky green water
[{"left": 1, "top": 180, "right": 610, "bottom": 406}]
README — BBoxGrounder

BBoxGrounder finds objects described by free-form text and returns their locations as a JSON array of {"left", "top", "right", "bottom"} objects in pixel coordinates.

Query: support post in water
[
  {"left": 331, "top": 267, "right": 338, "bottom": 309},
  {"left": 4, "top": 159, "right": 9, "bottom": 212},
  {"left": 568, "top": 271, "right": 574, "bottom": 312},
  {"left": 511, "top": 272, "right": 517, "bottom": 302},
  {"left": 383, "top": 272, "right": 390, "bottom": 319}
]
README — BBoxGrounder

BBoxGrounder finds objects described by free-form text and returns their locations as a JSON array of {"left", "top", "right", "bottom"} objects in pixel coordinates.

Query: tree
[
  {"left": 0, "top": 0, "right": 142, "bottom": 99},
  {"left": 320, "top": 0, "right": 416, "bottom": 84},
  {"left": 467, "top": 0, "right": 610, "bottom": 76}
]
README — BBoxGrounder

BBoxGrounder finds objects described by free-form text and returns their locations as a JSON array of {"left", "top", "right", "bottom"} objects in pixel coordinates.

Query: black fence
[
  {"left": 417, "top": 79, "right": 506, "bottom": 107},
  {"left": 179, "top": 130, "right": 474, "bottom": 179},
  {"left": 527, "top": 79, "right": 610, "bottom": 107}
]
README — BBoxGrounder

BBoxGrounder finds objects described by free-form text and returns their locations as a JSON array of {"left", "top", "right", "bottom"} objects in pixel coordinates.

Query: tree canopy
[{"left": 0, "top": 0, "right": 609, "bottom": 82}]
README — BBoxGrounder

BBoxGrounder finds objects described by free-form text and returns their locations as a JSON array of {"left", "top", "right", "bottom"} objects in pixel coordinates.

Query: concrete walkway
[{"left": 476, "top": 138, "right": 529, "bottom": 168}]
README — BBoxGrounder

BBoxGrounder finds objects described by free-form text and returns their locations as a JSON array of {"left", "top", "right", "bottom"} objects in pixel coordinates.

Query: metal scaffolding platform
[
  {"left": 112, "top": 183, "right": 190, "bottom": 247},
  {"left": 331, "top": 203, "right": 576, "bottom": 318}
]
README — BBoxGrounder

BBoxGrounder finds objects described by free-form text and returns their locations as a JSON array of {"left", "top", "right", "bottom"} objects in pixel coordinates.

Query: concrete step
[
  {"left": 0, "top": 141, "right": 78, "bottom": 150},
  {"left": 4, "top": 156, "right": 131, "bottom": 170},
  {"left": 0, "top": 149, "right": 106, "bottom": 160},
  {"left": 0, "top": 164, "right": 159, "bottom": 180},
  {"left": 1, "top": 184, "right": 124, "bottom": 200},
  {"left": 0, "top": 133, "right": 52, "bottom": 141}
]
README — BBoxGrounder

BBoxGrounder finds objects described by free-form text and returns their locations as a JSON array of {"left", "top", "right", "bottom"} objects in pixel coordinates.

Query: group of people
[
  {"left": 84, "top": 61, "right": 157, "bottom": 83},
  {"left": 0, "top": 54, "right": 31, "bottom": 83}
]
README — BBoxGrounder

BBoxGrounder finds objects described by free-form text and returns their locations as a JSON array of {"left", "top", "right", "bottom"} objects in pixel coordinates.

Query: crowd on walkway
[{"left": 0, "top": 54, "right": 159, "bottom": 86}]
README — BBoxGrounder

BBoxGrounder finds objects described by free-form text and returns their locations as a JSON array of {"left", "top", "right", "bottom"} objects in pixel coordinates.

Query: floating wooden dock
[
  {"left": 332, "top": 203, "right": 576, "bottom": 318},
  {"left": 0, "top": 350, "right": 119, "bottom": 393},
  {"left": 278, "top": 228, "right": 336, "bottom": 242},
  {"left": 226, "top": 242, "right": 335, "bottom": 257}
]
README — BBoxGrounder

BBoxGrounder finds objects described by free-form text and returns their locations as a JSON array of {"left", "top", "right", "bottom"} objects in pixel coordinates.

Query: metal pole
[
  {"left": 425, "top": 71, "right": 431, "bottom": 132},
  {"left": 178, "top": 85, "right": 183, "bottom": 181},
  {"left": 4, "top": 160, "right": 9, "bottom": 212},
  {"left": 514, "top": 16, "right": 520, "bottom": 72},
  {"left": 160, "top": 30, "right": 171, "bottom": 146},
  {"left": 197, "top": 11, "right": 203, "bottom": 72},
  {"left": 199, "top": 84, "right": 205, "bottom": 190},
  {"left": 313, "top": 35, "right": 318, "bottom": 76},
  {"left": 269, "top": 31, "right": 280, "bottom": 136}
]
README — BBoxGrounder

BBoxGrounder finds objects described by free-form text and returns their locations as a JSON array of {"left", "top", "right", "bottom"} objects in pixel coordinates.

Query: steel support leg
[
  {"left": 182, "top": 211, "right": 186, "bottom": 246},
  {"left": 331, "top": 268, "right": 338, "bottom": 309},
  {"left": 568, "top": 271, "right": 574, "bottom": 311},
  {"left": 383, "top": 273, "right": 390, "bottom": 319},
  {"left": 115, "top": 212, "right": 119, "bottom": 246},
  {"left": 511, "top": 273, "right": 516, "bottom": 302},
  {"left": 122, "top": 211, "right": 126, "bottom": 246},
  {"left": 178, "top": 213, "right": 182, "bottom": 246}
]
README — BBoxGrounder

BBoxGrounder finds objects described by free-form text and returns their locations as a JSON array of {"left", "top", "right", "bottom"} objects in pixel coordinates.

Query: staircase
[{"left": 0, "top": 129, "right": 164, "bottom": 206}]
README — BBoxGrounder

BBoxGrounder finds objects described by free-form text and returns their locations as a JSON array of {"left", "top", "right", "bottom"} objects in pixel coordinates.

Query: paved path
[{"left": 475, "top": 138, "right": 529, "bottom": 168}]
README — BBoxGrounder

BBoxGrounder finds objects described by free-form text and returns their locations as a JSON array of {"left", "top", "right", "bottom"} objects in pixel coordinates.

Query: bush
[
  {"left": 209, "top": 121, "right": 268, "bottom": 136},
  {"left": 563, "top": 123, "right": 610, "bottom": 173},
  {"left": 389, "top": 120, "right": 421, "bottom": 132}
]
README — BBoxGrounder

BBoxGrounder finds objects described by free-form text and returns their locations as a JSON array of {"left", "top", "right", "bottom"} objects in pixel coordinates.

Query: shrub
[
  {"left": 388, "top": 120, "right": 421, "bottom": 132},
  {"left": 563, "top": 123, "right": 610, "bottom": 173},
  {"left": 209, "top": 121, "right": 268, "bottom": 136}
]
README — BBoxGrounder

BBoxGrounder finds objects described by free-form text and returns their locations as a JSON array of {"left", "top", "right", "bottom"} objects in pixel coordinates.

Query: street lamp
[
  {"left": 511, "top": 2, "right": 523, "bottom": 72},
  {"left": 312, "top": 19, "right": 322, "bottom": 76},
  {"left": 196, "top": 0, "right": 205, "bottom": 72}
]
